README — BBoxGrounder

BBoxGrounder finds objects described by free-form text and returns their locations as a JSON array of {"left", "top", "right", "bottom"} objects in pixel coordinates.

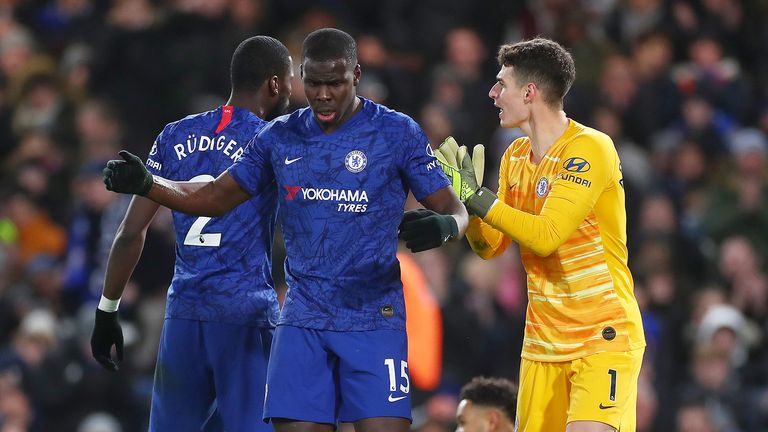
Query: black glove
[
  {"left": 91, "top": 309, "right": 124, "bottom": 371},
  {"left": 103, "top": 150, "right": 153, "bottom": 195},
  {"left": 398, "top": 208, "right": 458, "bottom": 253}
]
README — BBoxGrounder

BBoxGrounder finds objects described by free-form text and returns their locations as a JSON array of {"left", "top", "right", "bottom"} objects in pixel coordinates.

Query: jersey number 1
[{"left": 183, "top": 174, "right": 221, "bottom": 247}]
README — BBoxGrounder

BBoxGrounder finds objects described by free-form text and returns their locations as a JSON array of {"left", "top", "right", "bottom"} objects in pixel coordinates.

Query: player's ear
[
  {"left": 269, "top": 76, "right": 279, "bottom": 96},
  {"left": 488, "top": 408, "right": 501, "bottom": 429},
  {"left": 353, "top": 64, "right": 361, "bottom": 86}
]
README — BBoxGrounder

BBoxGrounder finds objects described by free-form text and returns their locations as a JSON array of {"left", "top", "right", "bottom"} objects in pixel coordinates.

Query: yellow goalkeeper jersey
[{"left": 467, "top": 119, "right": 645, "bottom": 362}]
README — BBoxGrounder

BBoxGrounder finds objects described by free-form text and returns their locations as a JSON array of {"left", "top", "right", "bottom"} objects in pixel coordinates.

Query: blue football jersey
[
  {"left": 146, "top": 105, "right": 279, "bottom": 327},
  {"left": 228, "top": 98, "right": 449, "bottom": 331}
]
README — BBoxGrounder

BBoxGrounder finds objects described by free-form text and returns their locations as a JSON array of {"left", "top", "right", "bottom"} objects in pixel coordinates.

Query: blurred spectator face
[
  {"left": 0, "top": 28, "right": 33, "bottom": 79},
  {"left": 12, "top": 131, "right": 57, "bottom": 164},
  {"left": 421, "top": 104, "right": 453, "bottom": 147},
  {"left": 358, "top": 35, "right": 387, "bottom": 68},
  {"left": 591, "top": 106, "right": 622, "bottom": 139},
  {"left": 731, "top": 273, "right": 767, "bottom": 317},
  {"left": 673, "top": 142, "right": 706, "bottom": 184},
  {"left": 634, "top": 34, "right": 672, "bottom": 78},
  {"left": 690, "top": 38, "right": 722, "bottom": 68},
  {"left": 600, "top": 56, "right": 637, "bottom": 109},
  {"left": 15, "top": 162, "right": 50, "bottom": 197},
  {"left": 682, "top": 97, "right": 713, "bottom": 130},
  {"left": 230, "top": 0, "right": 265, "bottom": 27},
  {"left": 646, "top": 271, "right": 675, "bottom": 306},
  {"left": 639, "top": 195, "right": 675, "bottom": 234},
  {"left": 676, "top": 405, "right": 715, "bottom": 432},
  {"left": 75, "top": 173, "right": 117, "bottom": 211},
  {"left": 0, "top": 386, "right": 31, "bottom": 431},
  {"left": 445, "top": 28, "right": 485, "bottom": 76},
  {"left": 729, "top": 128, "right": 767, "bottom": 177},
  {"left": 461, "top": 254, "right": 501, "bottom": 297},
  {"left": 718, "top": 236, "right": 758, "bottom": 282},
  {"left": 76, "top": 100, "right": 120, "bottom": 145},
  {"left": 107, "top": 0, "right": 156, "bottom": 30},
  {"left": 433, "top": 72, "right": 464, "bottom": 109},
  {"left": 690, "top": 287, "right": 726, "bottom": 326},
  {"left": 692, "top": 345, "right": 731, "bottom": 391}
]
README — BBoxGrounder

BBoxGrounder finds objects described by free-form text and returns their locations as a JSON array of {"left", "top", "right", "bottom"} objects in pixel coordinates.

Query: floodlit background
[{"left": 0, "top": 0, "right": 767, "bottom": 431}]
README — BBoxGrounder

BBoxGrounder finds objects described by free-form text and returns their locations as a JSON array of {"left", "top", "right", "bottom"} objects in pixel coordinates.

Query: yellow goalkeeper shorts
[{"left": 516, "top": 348, "right": 644, "bottom": 432}]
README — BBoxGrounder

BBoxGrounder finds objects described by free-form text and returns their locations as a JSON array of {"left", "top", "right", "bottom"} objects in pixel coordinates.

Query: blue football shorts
[
  {"left": 149, "top": 318, "right": 273, "bottom": 432},
  {"left": 263, "top": 325, "right": 412, "bottom": 425}
]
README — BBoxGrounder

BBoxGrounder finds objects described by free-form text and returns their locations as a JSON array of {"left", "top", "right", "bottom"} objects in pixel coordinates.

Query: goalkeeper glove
[
  {"left": 103, "top": 150, "right": 153, "bottom": 195},
  {"left": 436, "top": 137, "right": 497, "bottom": 218},
  {"left": 91, "top": 309, "right": 124, "bottom": 371},
  {"left": 398, "top": 208, "right": 458, "bottom": 253}
]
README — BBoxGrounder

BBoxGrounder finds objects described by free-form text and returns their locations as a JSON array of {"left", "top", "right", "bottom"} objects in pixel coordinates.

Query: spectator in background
[
  {"left": 61, "top": 162, "right": 129, "bottom": 313},
  {"left": 676, "top": 399, "right": 718, "bottom": 432}
]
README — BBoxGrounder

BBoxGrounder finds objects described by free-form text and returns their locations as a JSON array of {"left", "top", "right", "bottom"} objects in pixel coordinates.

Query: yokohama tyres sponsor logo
[{"left": 283, "top": 186, "right": 369, "bottom": 212}]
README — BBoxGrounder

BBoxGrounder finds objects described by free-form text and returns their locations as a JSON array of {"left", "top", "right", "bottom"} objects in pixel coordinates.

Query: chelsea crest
[
  {"left": 536, "top": 176, "right": 549, "bottom": 197},
  {"left": 345, "top": 150, "right": 367, "bottom": 173}
]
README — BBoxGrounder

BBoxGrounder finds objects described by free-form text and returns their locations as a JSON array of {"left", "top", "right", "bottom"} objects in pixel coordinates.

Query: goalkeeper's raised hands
[{"left": 436, "top": 137, "right": 496, "bottom": 217}]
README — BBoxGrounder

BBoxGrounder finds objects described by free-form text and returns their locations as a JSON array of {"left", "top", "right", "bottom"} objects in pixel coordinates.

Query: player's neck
[
  {"left": 226, "top": 94, "right": 266, "bottom": 120},
  {"left": 523, "top": 107, "right": 568, "bottom": 164}
]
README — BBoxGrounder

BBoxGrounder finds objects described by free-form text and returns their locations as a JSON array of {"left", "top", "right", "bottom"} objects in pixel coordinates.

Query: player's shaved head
[
  {"left": 231, "top": 36, "right": 291, "bottom": 93},
  {"left": 497, "top": 38, "right": 575, "bottom": 107},
  {"left": 460, "top": 376, "right": 518, "bottom": 421},
  {"left": 301, "top": 28, "right": 357, "bottom": 68}
]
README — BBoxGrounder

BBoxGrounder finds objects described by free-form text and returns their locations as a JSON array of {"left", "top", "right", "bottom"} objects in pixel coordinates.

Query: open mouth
[{"left": 316, "top": 111, "right": 336, "bottom": 122}]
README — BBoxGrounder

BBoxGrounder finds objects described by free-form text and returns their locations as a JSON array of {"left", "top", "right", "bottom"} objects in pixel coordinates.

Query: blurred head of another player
[
  {"left": 489, "top": 38, "right": 575, "bottom": 129},
  {"left": 300, "top": 28, "right": 361, "bottom": 132},
  {"left": 456, "top": 377, "right": 517, "bottom": 432},
  {"left": 230, "top": 35, "right": 293, "bottom": 121}
]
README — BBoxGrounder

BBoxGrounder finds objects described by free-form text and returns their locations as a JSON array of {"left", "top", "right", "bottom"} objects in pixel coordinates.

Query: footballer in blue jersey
[
  {"left": 91, "top": 36, "right": 293, "bottom": 432},
  {"left": 102, "top": 28, "right": 468, "bottom": 432}
]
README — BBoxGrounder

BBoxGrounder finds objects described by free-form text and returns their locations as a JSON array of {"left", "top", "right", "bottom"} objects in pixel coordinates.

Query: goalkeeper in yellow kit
[{"left": 437, "top": 38, "right": 645, "bottom": 432}]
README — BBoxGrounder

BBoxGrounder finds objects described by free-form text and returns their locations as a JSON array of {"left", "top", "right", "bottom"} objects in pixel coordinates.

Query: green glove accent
[{"left": 436, "top": 137, "right": 486, "bottom": 203}]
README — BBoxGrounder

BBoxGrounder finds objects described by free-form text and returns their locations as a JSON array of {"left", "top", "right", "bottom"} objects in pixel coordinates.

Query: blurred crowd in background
[{"left": 1, "top": 0, "right": 768, "bottom": 431}]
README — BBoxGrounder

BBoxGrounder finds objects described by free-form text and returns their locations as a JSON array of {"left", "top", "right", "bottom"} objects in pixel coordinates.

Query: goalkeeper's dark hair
[
  {"left": 301, "top": 28, "right": 357, "bottom": 67},
  {"left": 231, "top": 36, "right": 291, "bottom": 93},
  {"left": 459, "top": 376, "right": 517, "bottom": 421},
  {"left": 497, "top": 37, "right": 575, "bottom": 107}
]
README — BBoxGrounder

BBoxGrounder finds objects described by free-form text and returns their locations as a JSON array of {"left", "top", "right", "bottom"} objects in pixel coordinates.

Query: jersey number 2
[{"left": 183, "top": 174, "right": 221, "bottom": 247}]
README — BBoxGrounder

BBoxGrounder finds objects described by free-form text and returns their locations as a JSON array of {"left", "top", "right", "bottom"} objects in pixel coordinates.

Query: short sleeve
[
  {"left": 226, "top": 128, "right": 274, "bottom": 196},
  {"left": 145, "top": 125, "right": 170, "bottom": 176},
  {"left": 399, "top": 119, "right": 450, "bottom": 200}
]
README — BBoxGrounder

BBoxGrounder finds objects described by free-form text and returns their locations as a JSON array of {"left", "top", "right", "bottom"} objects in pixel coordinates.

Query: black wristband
[{"left": 466, "top": 187, "right": 498, "bottom": 218}]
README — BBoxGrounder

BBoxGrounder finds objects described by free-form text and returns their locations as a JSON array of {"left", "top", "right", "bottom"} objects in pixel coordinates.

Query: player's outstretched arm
[
  {"left": 103, "top": 150, "right": 250, "bottom": 217},
  {"left": 92, "top": 196, "right": 159, "bottom": 371}
]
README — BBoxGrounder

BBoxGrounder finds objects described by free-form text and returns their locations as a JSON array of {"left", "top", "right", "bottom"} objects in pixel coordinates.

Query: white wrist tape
[{"left": 98, "top": 295, "right": 121, "bottom": 312}]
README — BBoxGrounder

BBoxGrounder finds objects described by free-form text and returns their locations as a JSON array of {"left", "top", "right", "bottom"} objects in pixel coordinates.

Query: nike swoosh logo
[
  {"left": 284, "top": 157, "right": 302, "bottom": 165},
  {"left": 388, "top": 394, "right": 407, "bottom": 403},
  {"left": 599, "top": 403, "right": 616, "bottom": 409}
]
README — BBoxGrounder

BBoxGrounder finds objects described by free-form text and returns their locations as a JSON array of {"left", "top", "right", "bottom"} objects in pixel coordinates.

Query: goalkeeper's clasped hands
[{"left": 399, "top": 136, "right": 498, "bottom": 253}]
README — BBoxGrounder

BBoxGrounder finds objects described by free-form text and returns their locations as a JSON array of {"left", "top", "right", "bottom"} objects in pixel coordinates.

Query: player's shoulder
[
  {"left": 503, "top": 136, "right": 531, "bottom": 160},
  {"left": 367, "top": 99, "right": 417, "bottom": 128},
  {"left": 565, "top": 120, "right": 617, "bottom": 158},
  {"left": 258, "top": 107, "right": 308, "bottom": 137}
]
